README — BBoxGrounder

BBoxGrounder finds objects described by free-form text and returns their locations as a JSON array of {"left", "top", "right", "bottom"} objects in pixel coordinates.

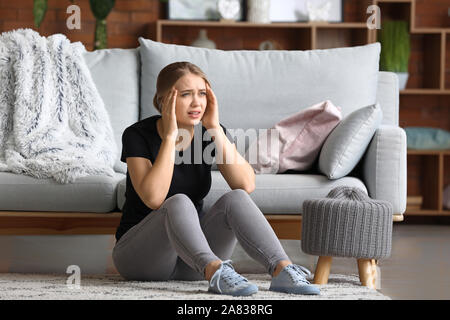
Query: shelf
[
  {"left": 158, "top": 24, "right": 312, "bottom": 50},
  {"left": 405, "top": 210, "right": 450, "bottom": 216},
  {"left": 405, "top": 150, "right": 449, "bottom": 216},
  {"left": 405, "top": 33, "right": 442, "bottom": 89},
  {"left": 374, "top": 1, "right": 447, "bottom": 91},
  {"left": 157, "top": 19, "right": 372, "bottom": 51},
  {"left": 407, "top": 150, "right": 450, "bottom": 156},
  {"left": 375, "top": 0, "right": 450, "bottom": 32},
  {"left": 315, "top": 27, "right": 369, "bottom": 49},
  {"left": 400, "top": 89, "right": 450, "bottom": 95},
  {"left": 445, "top": 155, "right": 450, "bottom": 211},
  {"left": 157, "top": 19, "right": 368, "bottom": 28},
  {"left": 414, "top": 0, "right": 450, "bottom": 29},
  {"left": 343, "top": 0, "right": 374, "bottom": 23},
  {"left": 399, "top": 95, "right": 450, "bottom": 130},
  {"left": 411, "top": 28, "right": 450, "bottom": 34},
  {"left": 407, "top": 153, "right": 443, "bottom": 211},
  {"left": 447, "top": 33, "right": 450, "bottom": 90},
  {"left": 376, "top": 1, "right": 412, "bottom": 27},
  {"left": 375, "top": 0, "right": 412, "bottom": 3}
]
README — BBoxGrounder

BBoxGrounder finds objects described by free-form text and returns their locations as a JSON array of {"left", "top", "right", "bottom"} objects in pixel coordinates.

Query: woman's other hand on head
[
  {"left": 161, "top": 88, "right": 178, "bottom": 141},
  {"left": 202, "top": 83, "right": 220, "bottom": 130}
]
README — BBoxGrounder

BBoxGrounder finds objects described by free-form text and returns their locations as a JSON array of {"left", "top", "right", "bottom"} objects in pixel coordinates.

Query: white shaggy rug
[{"left": 0, "top": 273, "right": 390, "bottom": 300}]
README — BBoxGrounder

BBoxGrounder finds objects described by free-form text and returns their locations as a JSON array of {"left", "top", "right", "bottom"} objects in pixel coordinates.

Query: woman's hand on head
[
  {"left": 201, "top": 83, "right": 220, "bottom": 130},
  {"left": 161, "top": 87, "right": 178, "bottom": 141}
]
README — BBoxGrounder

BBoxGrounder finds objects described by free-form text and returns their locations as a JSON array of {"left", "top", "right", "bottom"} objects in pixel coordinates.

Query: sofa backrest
[
  {"left": 138, "top": 40, "right": 389, "bottom": 133},
  {"left": 376, "top": 71, "right": 399, "bottom": 126},
  {"left": 83, "top": 43, "right": 398, "bottom": 173},
  {"left": 83, "top": 48, "right": 140, "bottom": 174}
]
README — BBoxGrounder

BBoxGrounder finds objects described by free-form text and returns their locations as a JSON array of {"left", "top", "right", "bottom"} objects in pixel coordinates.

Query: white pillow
[{"left": 319, "top": 103, "right": 383, "bottom": 179}]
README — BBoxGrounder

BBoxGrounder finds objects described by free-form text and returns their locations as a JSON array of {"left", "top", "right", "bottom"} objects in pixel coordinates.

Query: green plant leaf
[
  {"left": 379, "top": 20, "right": 411, "bottom": 72},
  {"left": 89, "top": 0, "right": 116, "bottom": 20},
  {"left": 94, "top": 19, "right": 107, "bottom": 50},
  {"left": 33, "top": 0, "right": 48, "bottom": 28}
]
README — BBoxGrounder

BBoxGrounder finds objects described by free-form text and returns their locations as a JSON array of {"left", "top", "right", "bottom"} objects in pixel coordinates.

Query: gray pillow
[{"left": 319, "top": 103, "right": 383, "bottom": 179}]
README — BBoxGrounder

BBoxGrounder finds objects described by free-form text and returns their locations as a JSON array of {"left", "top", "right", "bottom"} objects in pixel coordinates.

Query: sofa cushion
[
  {"left": 0, "top": 172, "right": 125, "bottom": 212},
  {"left": 116, "top": 170, "right": 367, "bottom": 215},
  {"left": 247, "top": 100, "right": 341, "bottom": 174},
  {"left": 83, "top": 48, "right": 140, "bottom": 174},
  {"left": 203, "top": 171, "right": 367, "bottom": 214},
  {"left": 138, "top": 39, "right": 380, "bottom": 137},
  {"left": 319, "top": 103, "right": 383, "bottom": 179}
]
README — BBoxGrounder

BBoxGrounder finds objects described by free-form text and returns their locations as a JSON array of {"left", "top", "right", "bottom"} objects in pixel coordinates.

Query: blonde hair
[{"left": 153, "top": 62, "right": 211, "bottom": 113}]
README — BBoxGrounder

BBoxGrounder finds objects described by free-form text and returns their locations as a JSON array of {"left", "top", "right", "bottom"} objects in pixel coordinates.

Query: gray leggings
[{"left": 112, "top": 189, "right": 290, "bottom": 281}]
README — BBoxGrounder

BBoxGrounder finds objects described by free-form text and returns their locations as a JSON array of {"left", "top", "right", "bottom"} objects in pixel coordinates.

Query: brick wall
[
  {"left": 415, "top": 0, "right": 450, "bottom": 28},
  {"left": 0, "top": 0, "right": 163, "bottom": 50},
  {"left": 1, "top": 0, "right": 448, "bottom": 51}
]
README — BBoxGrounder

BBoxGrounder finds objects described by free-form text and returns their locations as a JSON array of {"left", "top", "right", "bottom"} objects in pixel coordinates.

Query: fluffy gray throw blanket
[{"left": 0, "top": 29, "right": 117, "bottom": 184}]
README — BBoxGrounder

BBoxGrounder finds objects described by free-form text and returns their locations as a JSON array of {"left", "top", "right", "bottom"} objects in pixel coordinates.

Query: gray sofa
[{"left": 0, "top": 40, "right": 407, "bottom": 237}]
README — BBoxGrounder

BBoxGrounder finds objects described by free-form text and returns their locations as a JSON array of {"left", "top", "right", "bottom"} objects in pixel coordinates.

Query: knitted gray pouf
[{"left": 301, "top": 186, "right": 393, "bottom": 260}]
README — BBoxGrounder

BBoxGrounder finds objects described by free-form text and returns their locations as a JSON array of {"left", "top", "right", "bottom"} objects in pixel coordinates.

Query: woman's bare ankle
[
  {"left": 272, "top": 260, "right": 292, "bottom": 278},
  {"left": 204, "top": 259, "right": 222, "bottom": 281}
]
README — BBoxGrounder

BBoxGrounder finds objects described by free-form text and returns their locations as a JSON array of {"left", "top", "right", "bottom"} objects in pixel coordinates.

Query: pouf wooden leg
[
  {"left": 371, "top": 259, "right": 379, "bottom": 288},
  {"left": 313, "top": 256, "right": 332, "bottom": 284},
  {"left": 357, "top": 258, "right": 377, "bottom": 289}
]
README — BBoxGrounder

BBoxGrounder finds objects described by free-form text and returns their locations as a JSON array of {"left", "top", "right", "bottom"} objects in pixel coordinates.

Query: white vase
[
  {"left": 306, "top": 0, "right": 331, "bottom": 22},
  {"left": 396, "top": 72, "right": 409, "bottom": 90},
  {"left": 190, "top": 29, "right": 216, "bottom": 49},
  {"left": 247, "top": 0, "right": 271, "bottom": 24}
]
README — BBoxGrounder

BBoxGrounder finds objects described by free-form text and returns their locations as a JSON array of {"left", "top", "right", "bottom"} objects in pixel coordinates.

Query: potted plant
[
  {"left": 33, "top": 0, "right": 115, "bottom": 50},
  {"left": 378, "top": 20, "right": 411, "bottom": 90}
]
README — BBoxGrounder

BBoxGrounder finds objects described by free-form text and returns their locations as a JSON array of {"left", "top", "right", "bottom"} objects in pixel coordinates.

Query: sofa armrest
[{"left": 362, "top": 125, "right": 407, "bottom": 214}]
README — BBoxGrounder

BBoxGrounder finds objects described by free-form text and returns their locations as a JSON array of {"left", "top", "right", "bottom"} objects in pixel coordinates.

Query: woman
[{"left": 112, "top": 62, "right": 320, "bottom": 296}]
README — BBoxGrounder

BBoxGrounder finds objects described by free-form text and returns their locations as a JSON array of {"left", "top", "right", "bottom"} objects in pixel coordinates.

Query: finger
[
  {"left": 171, "top": 89, "right": 177, "bottom": 103},
  {"left": 162, "top": 91, "right": 171, "bottom": 111},
  {"left": 164, "top": 89, "right": 175, "bottom": 112},
  {"left": 206, "top": 83, "right": 216, "bottom": 100},
  {"left": 171, "top": 89, "right": 177, "bottom": 114},
  {"left": 205, "top": 84, "right": 211, "bottom": 99},
  {"left": 167, "top": 88, "right": 175, "bottom": 101}
]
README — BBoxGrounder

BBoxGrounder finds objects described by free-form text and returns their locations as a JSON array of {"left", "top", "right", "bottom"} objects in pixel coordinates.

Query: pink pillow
[{"left": 247, "top": 100, "right": 342, "bottom": 174}]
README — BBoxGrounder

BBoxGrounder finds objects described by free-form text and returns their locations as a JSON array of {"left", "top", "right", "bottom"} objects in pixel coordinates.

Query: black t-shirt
[{"left": 115, "top": 115, "right": 232, "bottom": 241}]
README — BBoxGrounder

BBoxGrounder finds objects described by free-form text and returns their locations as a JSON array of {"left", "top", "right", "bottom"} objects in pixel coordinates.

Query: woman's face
[{"left": 172, "top": 73, "right": 207, "bottom": 127}]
